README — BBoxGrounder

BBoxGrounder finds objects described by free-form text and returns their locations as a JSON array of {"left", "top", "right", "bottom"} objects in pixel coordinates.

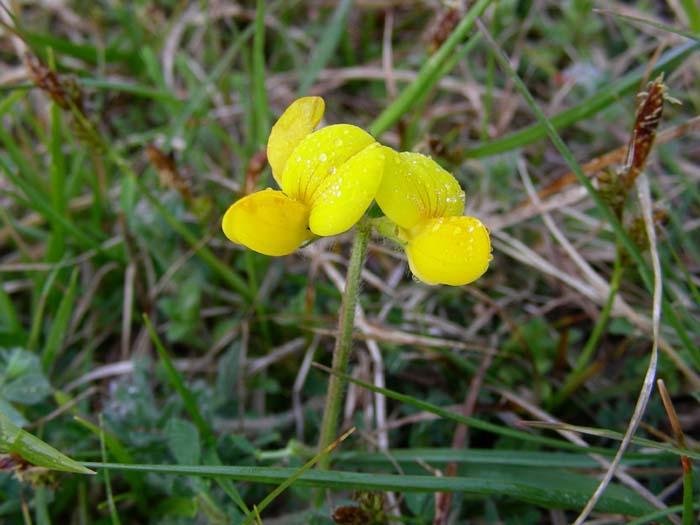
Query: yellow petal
[
  {"left": 222, "top": 189, "right": 312, "bottom": 256},
  {"left": 309, "top": 143, "right": 385, "bottom": 236},
  {"left": 376, "top": 151, "right": 465, "bottom": 230},
  {"left": 405, "top": 216, "right": 491, "bottom": 286},
  {"left": 267, "top": 97, "right": 325, "bottom": 186},
  {"left": 281, "top": 124, "right": 375, "bottom": 204}
]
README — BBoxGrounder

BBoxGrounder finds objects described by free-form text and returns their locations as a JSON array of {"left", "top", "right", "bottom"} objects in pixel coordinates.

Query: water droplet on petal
[{"left": 319, "top": 153, "right": 327, "bottom": 162}]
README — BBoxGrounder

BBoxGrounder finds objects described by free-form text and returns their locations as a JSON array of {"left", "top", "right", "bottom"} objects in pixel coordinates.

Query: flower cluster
[{"left": 222, "top": 97, "right": 491, "bottom": 286}]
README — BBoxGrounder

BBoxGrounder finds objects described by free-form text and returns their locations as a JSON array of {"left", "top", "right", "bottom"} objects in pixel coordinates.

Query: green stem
[
  {"left": 554, "top": 248, "right": 624, "bottom": 406},
  {"left": 317, "top": 219, "right": 370, "bottom": 470},
  {"left": 682, "top": 464, "right": 694, "bottom": 525}
]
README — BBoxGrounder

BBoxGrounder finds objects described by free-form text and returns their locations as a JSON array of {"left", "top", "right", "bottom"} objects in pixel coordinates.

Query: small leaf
[
  {"left": 165, "top": 418, "right": 201, "bottom": 466},
  {"left": 3, "top": 372, "right": 51, "bottom": 404}
]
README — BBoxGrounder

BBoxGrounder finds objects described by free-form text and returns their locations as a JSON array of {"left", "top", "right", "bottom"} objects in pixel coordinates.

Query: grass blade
[
  {"left": 314, "top": 364, "right": 616, "bottom": 456},
  {"left": 42, "top": 267, "right": 79, "bottom": 372},
  {"left": 464, "top": 41, "right": 699, "bottom": 158},
  {"left": 82, "top": 461, "right": 655, "bottom": 515},
  {"left": 297, "top": 0, "right": 354, "bottom": 96},
  {"left": 369, "top": 0, "right": 493, "bottom": 137},
  {"left": 143, "top": 314, "right": 214, "bottom": 445},
  {"left": 0, "top": 410, "right": 93, "bottom": 474}
]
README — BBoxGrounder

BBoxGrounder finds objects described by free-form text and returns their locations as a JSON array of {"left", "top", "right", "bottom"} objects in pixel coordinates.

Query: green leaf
[
  {"left": 165, "top": 418, "right": 201, "bottom": 466},
  {"left": 84, "top": 462, "right": 655, "bottom": 516},
  {"left": 3, "top": 373, "right": 51, "bottom": 405},
  {"left": 0, "top": 348, "right": 51, "bottom": 404},
  {"left": 0, "top": 410, "right": 94, "bottom": 474}
]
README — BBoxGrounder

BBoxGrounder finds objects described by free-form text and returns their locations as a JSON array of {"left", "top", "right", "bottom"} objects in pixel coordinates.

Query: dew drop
[
  {"left": 319, "top": 153, "right": 328, "bottom": 162},
  {"left": 334, "top": 138, "right": 343, "bottom": 147}
]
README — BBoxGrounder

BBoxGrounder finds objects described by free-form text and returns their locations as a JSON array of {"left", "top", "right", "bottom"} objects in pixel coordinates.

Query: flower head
[
  {"left": 222, "top": 97, "right": 386, "bottom": 256},
  {"left": 376, "top": 151, "right": 491, "bottom": 285}
]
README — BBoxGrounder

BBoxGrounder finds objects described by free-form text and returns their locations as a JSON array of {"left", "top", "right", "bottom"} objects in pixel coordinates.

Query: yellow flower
[
  {"left": 222, "top": 97, "right": 387, "bottom": 256},
  {"left": 376, "top": 151, "right": 491, "bottom": 286}
]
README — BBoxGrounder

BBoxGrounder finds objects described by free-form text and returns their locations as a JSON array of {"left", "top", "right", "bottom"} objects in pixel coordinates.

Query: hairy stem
[{"left": 317, "top": 219, "right": 370, "bottom": 470}]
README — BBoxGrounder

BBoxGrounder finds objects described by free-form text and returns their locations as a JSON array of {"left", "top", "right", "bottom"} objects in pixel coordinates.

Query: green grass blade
[
  {"left": 0, "top": 155, "right": 102, "bottom": 251},
  {"left": 99, "top": 416, "right": 122, "bottom": 525},
  {"left": 42, "top": 268, "right": 79, "bottom": 372},
  {"left": 628, "top": 504, "right": 698, "bottom": 525},
  {"left": 27, "top": 269, "right": 59, "bottom": 352},
  {"left": 525, "top": 421, "right": 700, "bottom": 461},
  {"left": 369, "top": 0, "right": 493, "bottom": 137},
  {"left": 24, "top": 32, "right": 138, "bottom": 67},
  {"left": 0, "top": 90, "right": 25, "bottom": 116},
  {"left": 680, "top": 0, "right": 700, "bottom": 32},
  {"left": 78, "top": 77, "right": 180, "bottom": 103},
  {"left": 0, "top": 280, "right": 23, "bottom": 340},
  {"left": 83, "top": 461, "right": 655, "bottom": 515},
  {"left": 315, "top": 364, "right": 617, "bottom": 456},
  {"left": 336, "top": 448, "right": 667, "bottom": 469},
  {"left": 594, "top": 8, "right": 700, "bottom": 40},
  {"left": 46, "top": 88, "right": 67, "bottom": 262},
  {"left": 465, "top": 40, "right": 699, "bottom": 158},
  {"left": 143, "top": 314, "right": 214, "bottom": 445},
  {"left": 297, "top": 0, "right": 354, "bottom": 96},
  {"left": 0, "top": 410, "right": 93, "bottom": 474}
]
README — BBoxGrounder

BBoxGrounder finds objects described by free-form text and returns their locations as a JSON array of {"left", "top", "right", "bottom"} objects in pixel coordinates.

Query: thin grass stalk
[
  {"left": 555, "top": 249, "right": 624, "bottom": 405},
  {"left": 368, "top": 0, "right": 492, "bottom": 137},
  {"left": 317, "top": 219, "right": 370, "bottom": 470},
  {"left": 572, "top": 173, "right": 663, "bottom": 524},
  {"left": 99, "top": 415, "right": 122, "bottom": 525}
]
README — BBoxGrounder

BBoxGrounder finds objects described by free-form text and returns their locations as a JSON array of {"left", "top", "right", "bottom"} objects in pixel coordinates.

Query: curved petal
[
  {"left": 222, "top": 189, "right": 312, "bottom": 256},
  {"left": 281, "top": 124, "right": 375, "bottom": 204},
  {"left": 267, "top": 97, "right": 325, "bottom": 186},
  {"left": 405, "top": 216, "right": 491, "bottom": 286},
  {"left": 309, "top": 143, "right": 386, "bottom": 236},
  {"left": 376, "top": 151, "right": 465, "bottom": 230}
]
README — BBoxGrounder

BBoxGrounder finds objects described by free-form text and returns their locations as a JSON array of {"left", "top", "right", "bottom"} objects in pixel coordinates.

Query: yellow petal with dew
[
  {"left": 267, "top": 97, "right": 325, "bottom": 186},
  {"left": 376, "top": 151, "right": 465, "bottom": 230},
  {"left": 309, "top": 143, "right": 386, "bottom": 236},
  {"left": 281, "top": 124, "right": 375, "bottom": 204},
  {"left": 222, "top": 189, "right": 313, "bottom": 256},
  {"left": 405, "top": 216, "right": 491, "bottom": 286}
]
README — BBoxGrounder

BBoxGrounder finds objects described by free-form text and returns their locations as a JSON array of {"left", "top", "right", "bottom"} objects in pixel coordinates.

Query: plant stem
[
  {"left": 317, "top": 218, "right": 370, "bottom": 470},
  {"left": 554, "top": 248, "right": 624, "bottom": 406}
]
